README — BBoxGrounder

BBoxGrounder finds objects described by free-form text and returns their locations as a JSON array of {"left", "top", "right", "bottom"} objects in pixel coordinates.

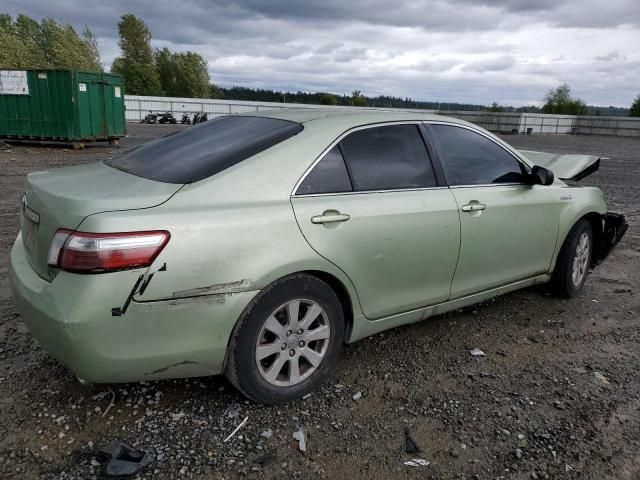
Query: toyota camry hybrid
[{"left": 9, "top": 110, "right": 628, "bottom": 404}]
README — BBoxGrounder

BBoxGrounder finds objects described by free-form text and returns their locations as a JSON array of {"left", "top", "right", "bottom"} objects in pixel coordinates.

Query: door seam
[
  {"left": 447, "top": 188, "right": 463, "bottom": 303},
  {"left": 288, "top": 197, "right": 367, "bottom": 317}
]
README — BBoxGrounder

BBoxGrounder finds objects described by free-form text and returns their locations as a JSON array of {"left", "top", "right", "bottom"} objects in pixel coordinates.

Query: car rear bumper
[
  {"left": 594, "top": 212, "right": 628, "bottom": 265},
  {"left": 9, "top": 233, "right": 257, "bottom": 383}
]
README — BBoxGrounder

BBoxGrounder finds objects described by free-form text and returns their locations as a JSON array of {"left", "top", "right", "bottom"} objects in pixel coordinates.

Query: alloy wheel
[
  {"left": 572, "top": 232, "right": 590, "bottom": 286},
  {"left": 255, "top": 299, "right": 331, "bottom": 386}
]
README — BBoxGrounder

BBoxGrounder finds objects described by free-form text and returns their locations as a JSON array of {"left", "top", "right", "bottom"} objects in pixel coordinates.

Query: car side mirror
[{"left": 529, "top": 165, "right": 555, "bottom": 186}]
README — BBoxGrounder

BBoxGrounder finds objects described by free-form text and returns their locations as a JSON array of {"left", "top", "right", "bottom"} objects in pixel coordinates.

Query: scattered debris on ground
[
  {"left": 404, "top": 458, "right": 430, "bottom": 467},
  {"left": 292, "top": 426, "right": 307, "bottom": 452},
  {"left": 94, "top": 441, "right": 152, "bottom": 478},
  {"left": 469, "top": 347, "right": 486, "bottom": 357},
  {"left": 223, "top": 416, "right": 248, "bottom": 443},
  {"left": 404, "top": 428, "right": 422, "bottom": 454},
  {"left": 593, "top": 371, "right": 610, "bottom": 384}
]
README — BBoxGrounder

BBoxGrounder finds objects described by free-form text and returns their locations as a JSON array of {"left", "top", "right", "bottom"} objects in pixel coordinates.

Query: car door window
[
  {"left": 429, "top": 124, "right": 526, "bottom": 185},
  {"left": 296, "top": 145, "right": 353, "bottom": 195},
  {"left": 339, "top": 124, "right": 437, "bottom": 191}
]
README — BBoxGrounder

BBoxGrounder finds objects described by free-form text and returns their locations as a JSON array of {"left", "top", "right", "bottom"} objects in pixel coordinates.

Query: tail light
[{"left": 48, "top": 229, "right": 170, "bottom": 273}]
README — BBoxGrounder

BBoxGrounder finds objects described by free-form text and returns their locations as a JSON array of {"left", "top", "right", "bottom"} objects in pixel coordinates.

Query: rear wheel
[
  {"left": 551, "top": 219, "right": 593, "bottom": 297},
  {"left": 225, "top": 274, "right": 344, "bottom": 404}
]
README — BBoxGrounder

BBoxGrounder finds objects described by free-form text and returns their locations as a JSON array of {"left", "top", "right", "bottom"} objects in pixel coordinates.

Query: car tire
[
  {"left": 550, "top": 219, "right": 593, "bottom": 298},
  {"left": 225, "top": 274, "right": 344, "bottom": 404}
]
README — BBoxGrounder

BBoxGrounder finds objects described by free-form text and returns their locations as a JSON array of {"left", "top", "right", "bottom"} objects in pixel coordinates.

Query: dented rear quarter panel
[{"left": 10, "top": 234, "right": 257, "bottom": 381}]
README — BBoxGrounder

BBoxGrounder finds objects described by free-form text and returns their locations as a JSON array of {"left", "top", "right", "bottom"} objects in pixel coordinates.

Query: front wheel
[
  {"left": 551, "top": 219, "right": 593, "bottom": 297},
  {"left": 225, "top": 274, "right": 344, "bottom": 404}
]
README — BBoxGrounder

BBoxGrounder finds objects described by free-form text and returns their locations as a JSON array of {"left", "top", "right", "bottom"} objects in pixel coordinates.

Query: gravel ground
[{"left": 0, "top": 125, "right": 638, "bottom": 480}]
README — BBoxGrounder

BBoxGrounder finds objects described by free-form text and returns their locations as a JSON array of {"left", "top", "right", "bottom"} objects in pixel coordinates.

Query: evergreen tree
[
  {"left": 630, "top": 95, "right": 640, "bottom": 117},
  {"left": 111, "top": 14, "right": 162, "bottom": 95},
  {"left": 0, "top": 14, "right": 34, "bottom": 68},
  {"left": 82, "top": 25, "right": 102, "bottom": 70},
  {"left": 320, "top": 93, "right": 338, "bottom": 105},
  {"left": 351, "top": 89, "right": 367, "bottom": 107},
  {"left": 170, "top": 51, "right": 210, "bottom": 98}
]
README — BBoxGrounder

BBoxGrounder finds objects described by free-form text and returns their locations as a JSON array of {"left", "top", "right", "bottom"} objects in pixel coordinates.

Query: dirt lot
[{"left": 0, "top": 125, "right": 638, "bottom": 479}]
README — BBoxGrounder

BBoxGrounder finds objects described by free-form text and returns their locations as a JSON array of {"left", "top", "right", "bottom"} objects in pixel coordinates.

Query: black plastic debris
[
  {"left": 95, "top": 441, "right": 152, "bottom": 478},
  {"left": 253, "top": 449, "right": 278, "bottom": 467},
  {"left": 405, "top": 428, "right": 422, "bottom": 454}
]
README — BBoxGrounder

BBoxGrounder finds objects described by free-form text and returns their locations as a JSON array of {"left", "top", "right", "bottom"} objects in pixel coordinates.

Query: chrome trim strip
[
  {"left": 294, "top": 186, "right": 449, "bottom": 198},
  {"left": 449, "top": 183, "right": 528, "bottom": 189}
]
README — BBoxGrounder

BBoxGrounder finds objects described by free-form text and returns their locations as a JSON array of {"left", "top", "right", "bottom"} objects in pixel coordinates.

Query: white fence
[{"left": 124, "top": 95, "right": 640, "bottom": 137}]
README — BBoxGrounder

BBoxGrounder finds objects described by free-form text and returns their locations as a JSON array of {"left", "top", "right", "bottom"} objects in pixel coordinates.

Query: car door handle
[
  {"left": 311, "top": 212, "right": 351, "bottom": 224},
  {"left": 461, "top": 203, "right": 486, "bottom": 212}
]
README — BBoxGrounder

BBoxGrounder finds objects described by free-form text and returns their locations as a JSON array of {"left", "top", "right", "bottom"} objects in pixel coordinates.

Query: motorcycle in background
[
  {"left": 140, "top": 111, "right": 158, "bottom": 124},
  {"left": 158, "top": 112, "right": 177, "bottom": 124}
]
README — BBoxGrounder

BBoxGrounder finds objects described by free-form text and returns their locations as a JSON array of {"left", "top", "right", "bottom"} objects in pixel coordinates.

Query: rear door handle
[
  {"left": 311, "top": 212, "right": 351, "bottom": 224},
  {"left": 461, "top": 203, "right": 486, "bottom": 212}
]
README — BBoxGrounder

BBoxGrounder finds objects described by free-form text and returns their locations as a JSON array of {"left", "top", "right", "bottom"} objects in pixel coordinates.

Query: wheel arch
[
  {"left": 582, "top": 212, "right": 604, "bottom": 266},
  {"left": 552, "top": 211, "right": 603, "bottom": 273},
  {"left": 301, "top": 270, "right": 354, "bottom": 342},
  {"left": 222, "top": 269, "right": 357, "bottom": 371}
]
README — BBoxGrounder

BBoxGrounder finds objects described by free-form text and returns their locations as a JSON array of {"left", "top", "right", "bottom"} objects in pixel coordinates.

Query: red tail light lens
[{"left": 48, "top": 230, "right": 170, "bottom": 273}]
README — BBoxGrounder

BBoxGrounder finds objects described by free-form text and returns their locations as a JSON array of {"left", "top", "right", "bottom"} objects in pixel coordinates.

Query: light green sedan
[{"left": 9, "top": 110, "right": 627, "bottom": 403}]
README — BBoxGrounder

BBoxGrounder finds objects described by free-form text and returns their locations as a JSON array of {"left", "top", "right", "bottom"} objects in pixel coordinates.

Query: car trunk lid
[
  {"left": 519, "top": 150, "right": 601, "bottom": 181},
  {"left": 21, "top": 162, "right": 181, "bottom": 281}
]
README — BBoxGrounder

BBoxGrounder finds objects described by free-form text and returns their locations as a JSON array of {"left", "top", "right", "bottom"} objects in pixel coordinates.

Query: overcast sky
[{"left": 5, "top": 0, "right": 640, "bottom": 106}]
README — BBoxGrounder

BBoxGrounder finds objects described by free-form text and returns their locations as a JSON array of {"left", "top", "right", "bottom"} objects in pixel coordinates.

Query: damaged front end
[
  {"left": 519, "top": 150, "right": 601, "bottom": 181},
  {"left": 593, "top": 212, "right": 629, "bottom": 266}
]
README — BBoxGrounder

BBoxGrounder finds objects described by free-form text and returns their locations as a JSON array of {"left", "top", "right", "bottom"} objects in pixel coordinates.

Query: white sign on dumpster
[{"left": 0, "top": 70, "right": 29, "bottom": 95}]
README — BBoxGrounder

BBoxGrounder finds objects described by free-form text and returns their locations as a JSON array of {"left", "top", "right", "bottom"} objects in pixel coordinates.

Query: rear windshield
[{"left": 106, "top": 116, "right": 303, "bottom": 184}]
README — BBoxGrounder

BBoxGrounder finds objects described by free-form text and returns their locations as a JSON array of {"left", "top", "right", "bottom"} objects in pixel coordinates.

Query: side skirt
[{"left": 347, "top": 274, "right": 551, "bottom": 343}]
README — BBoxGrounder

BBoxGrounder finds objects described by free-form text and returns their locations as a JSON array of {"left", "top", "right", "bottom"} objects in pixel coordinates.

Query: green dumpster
[{"left": 0, "top": 69, "right": 126, "bottom": 148}]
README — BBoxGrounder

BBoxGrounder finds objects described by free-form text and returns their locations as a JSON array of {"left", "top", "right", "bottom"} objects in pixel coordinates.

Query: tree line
[
  {"left": 213, "top": 86, "right": 506, "bottom": 112},
  {"left": 1, "top": 13, "right": 638, "bottom": 116},
  {"left": 0, "top": 14, "right": 101, "bottom": 70},
  {"left": 110, "top": 14, "right": 211, "bottom": 98},
  {"left": 214, "top": 86, "right": 633, "bottom": 116}
]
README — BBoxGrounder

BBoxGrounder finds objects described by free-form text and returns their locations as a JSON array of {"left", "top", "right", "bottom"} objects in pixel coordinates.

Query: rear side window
[
  {"left": 429, "top": 125, "right": 526, "bottom": 185},
  {"left": 106, "top": 116, "right": 303, "bottom": 184},
  {"left": 296, "top": 146, "right": 352, "bottom": 195},
  {"left": 339, "top": 124, "right": 437, "bottom": 191}
]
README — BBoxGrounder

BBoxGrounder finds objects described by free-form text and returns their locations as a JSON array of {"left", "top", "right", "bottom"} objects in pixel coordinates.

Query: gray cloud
[
  {"left": 463, "top": 56, "right": 517, "bottom": 72},
  {"left": 595, "top": 52, "right": 623, "bottom": 62},
  {"left": 3, "top": 0, "right": 640, "bottom": 106}
]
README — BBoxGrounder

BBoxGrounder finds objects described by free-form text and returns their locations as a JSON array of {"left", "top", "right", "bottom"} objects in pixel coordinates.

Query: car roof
[{"left": 238, "top": 108, "right": 472, "bottom": 129}]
